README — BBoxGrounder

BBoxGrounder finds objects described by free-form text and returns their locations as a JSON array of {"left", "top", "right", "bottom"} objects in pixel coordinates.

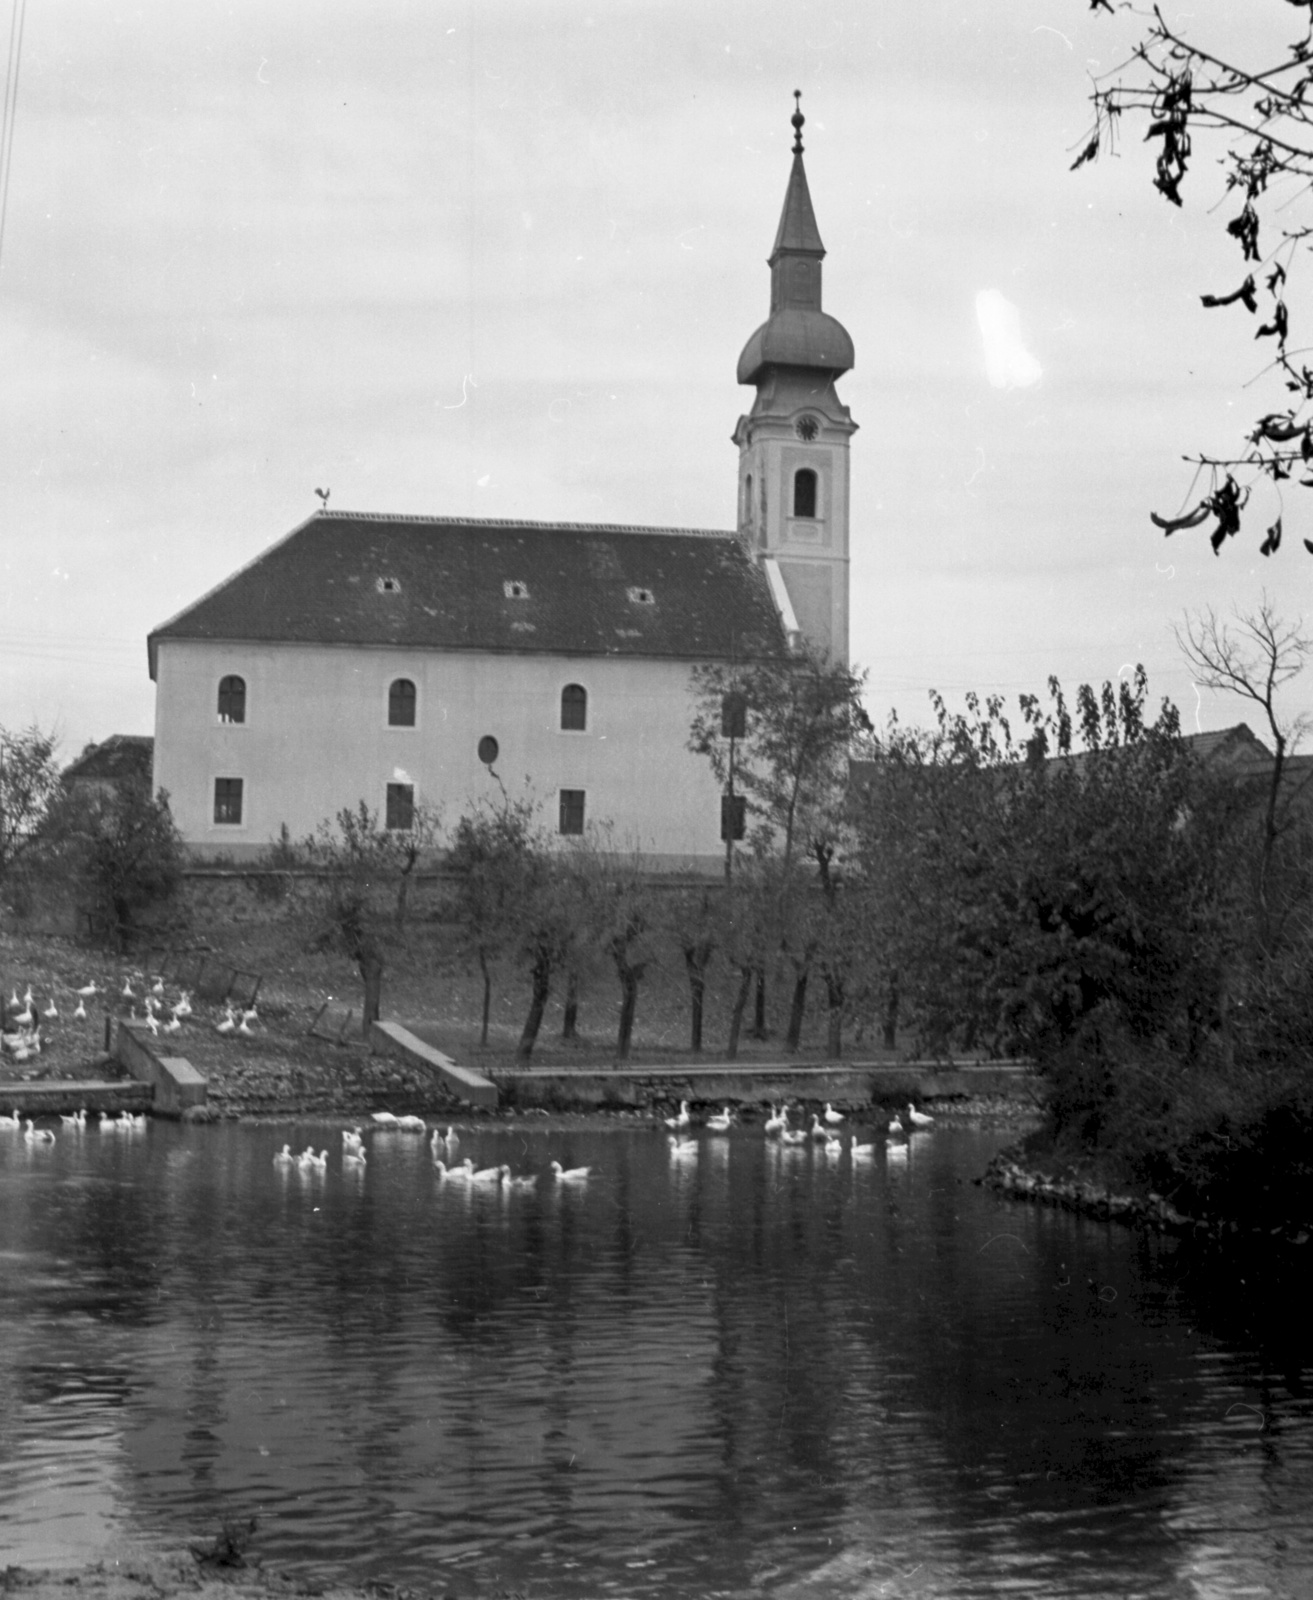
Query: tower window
[
  {"left": 742, "top": 473, "right": 754, "bottom": 526},
  {"left": 559, "top": 789, "right": 586, "bottom": 836},
  {"left": 388, "top": 678, "right": 417, "bottom": 727},
  {"left": 386, "top": 783, "right": 415, "bottom": 831},
  {"left": 793, "top": 468, "right": 818, "bottom": 519},
  {"left": 561, "top": 683, "right": 588, "bottom": 731},
  {"left": 213, "top": 778, "right": 244, "bottom": 825},
  {"left": 217, "top": 676, "right": 246, "bottom": 724}
]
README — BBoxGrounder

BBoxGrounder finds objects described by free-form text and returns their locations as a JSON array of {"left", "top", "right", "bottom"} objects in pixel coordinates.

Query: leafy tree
[
  {"left": 689, "top": 647, "right": 870, "bottom": 1043},
  {"left": 448, "top": 794, "right": 539, "bottom": 1045},
  {"left": 40, "top": 779, "right": 186, "bottom": 951},
  {"left": 301, "top": 801, "right": 440, "bottom": 1033},
  {"left": 0, "top": 724, "right": 61, "bottom": 887},
  {"left": 513, "top": 849, "right": 583, "bottom": 1062},
  {"left": 570, "top": 840, "right": 661, "bottom": 1060},
  {"left": 1077, "top": 1, "right": 1313, "bottom": 555}
]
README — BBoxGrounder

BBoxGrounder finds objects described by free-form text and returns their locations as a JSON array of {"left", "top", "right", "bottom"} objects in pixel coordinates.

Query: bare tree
[
  {"left": 1176, "top": 597, "right": 1313, "bottom": 916},
  {"left": 1078, "top": 2, "right": 1313, "bottom": 557}
]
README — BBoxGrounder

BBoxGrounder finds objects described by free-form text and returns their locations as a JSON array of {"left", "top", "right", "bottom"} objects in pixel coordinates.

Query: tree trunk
[
  {"left": 726, "top": 964, "right": 754, "bottom": 1060},
  {"left": 478, "top": 948, "right": 492, "bottom": 1046},
  {"left": 785, "top": 967, "right": 809, "bottom": 1052},
  {"left": 825, "top": 971, "right": 844, "bottom": 1058},
  {"left": 882, "top": 970, "right": 900, "bottom": 1051},
  {"left": 750, "top": 966, "right": 768, "bottom": 1039},
  {"left": 562, "top": 970, "right": 579, "bottom": 1040},
  {"left": 616, "top": 970, "right": 639, "bottom": 1059},
  {"left": 682, "top": 941, "right": 712, "bottom": 1053},
  {"left": 517, "top": 953, "right": 552, "bottom": 1060},
  {"left": 359, "top": 953, "right": 384, "bottom": 1033}
]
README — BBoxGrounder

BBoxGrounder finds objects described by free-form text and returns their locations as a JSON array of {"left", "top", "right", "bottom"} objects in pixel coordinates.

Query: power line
[{"left": 0, "top": 0, "right": 27, "bottom": 275}]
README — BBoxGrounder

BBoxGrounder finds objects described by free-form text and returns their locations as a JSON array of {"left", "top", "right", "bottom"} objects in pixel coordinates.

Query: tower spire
[{"left": 732, "top": 99, "right": 857, "bottom": 665}]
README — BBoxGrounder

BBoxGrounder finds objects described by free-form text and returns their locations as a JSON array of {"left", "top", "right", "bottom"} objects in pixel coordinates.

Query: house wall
[{"left": 152, "top": 640, "right": 727, "bottom": 866}]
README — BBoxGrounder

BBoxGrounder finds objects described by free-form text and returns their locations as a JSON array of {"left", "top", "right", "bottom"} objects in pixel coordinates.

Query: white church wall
[{"left": 153, "top": 638, "right": 727, "bottom": 868}]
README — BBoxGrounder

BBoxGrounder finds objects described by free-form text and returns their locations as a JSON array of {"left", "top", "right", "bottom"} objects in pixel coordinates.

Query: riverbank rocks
[{"left": 980, "top": 1150, "right": 1313, "bottom": 1245}]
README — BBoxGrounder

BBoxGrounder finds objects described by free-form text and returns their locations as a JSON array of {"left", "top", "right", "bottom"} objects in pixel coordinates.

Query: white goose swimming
[
  {"left": 667, "top": 1134, "right": 698, "bottom": 1159},
  {"left": 663, "top": 1100, "right": 691, "bottom": 1130},
  {"left": 395, "top": 1115, "right": 426, "bottom": 1133},
  {"left": 0, "top": 1108, "right": 21, "bottom": 1130},
  {"left": 810, "top": 1115, "right": 830, "bottom": 1142},
  {"left": 550, "top": 1160, "right": 591, "bottom": 1183},
  {"left": 706, "top": 1107, "right": 733, "bottom": 1132},
  {"left": 469, "top": 1164, "right": 504, "bottom": 1186},
  {"left": 764, "top": 1104, "right": 788, "bottom": 1135},
  {"left": 24, "top": 1120, "right": 55, "bottom": 1145},
  {"left": 851, "top": 1132, "right": 876, "bottom": 1158},
  {"left": 780, "top": 1126, "right": 808, "bottom": 1146},
  {"left": 273, "top": 1143, "right": 295, "bottom": 1167}
]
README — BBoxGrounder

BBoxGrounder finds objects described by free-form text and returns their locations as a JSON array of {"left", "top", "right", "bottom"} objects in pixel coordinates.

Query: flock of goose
[
  {"left": 663, "top": 1098, "right": 933, "bottom": 1163},
  {"left": 271, "top": 1113, "right": 592, "bottom": 1188},
  {"left": 0, "top": 1106, "right": 146, "bottom": 1146}
]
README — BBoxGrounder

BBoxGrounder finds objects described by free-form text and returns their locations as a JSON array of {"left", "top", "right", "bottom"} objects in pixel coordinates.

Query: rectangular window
[
  {"left": 386, "top": 783, "right": 415, "bottom": 831},
  {"left": 559, "top": 788, "right": 585, "bottom": 836},
  {"left": 720, "top": 793, "right": 746, "bottom": 842},
  {"left": 214, "top": 778, "right": 244, "bottom": 825}
]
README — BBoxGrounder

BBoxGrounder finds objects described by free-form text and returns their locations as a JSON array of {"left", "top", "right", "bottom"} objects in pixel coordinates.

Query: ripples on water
[{"left": 1, "top": 1116, "right": 1311, "bottom": 1597}]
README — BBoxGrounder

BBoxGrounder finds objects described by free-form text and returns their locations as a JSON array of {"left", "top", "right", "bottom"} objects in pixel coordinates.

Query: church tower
[{"left": 733, "top": 94, "right": 856, "bottom": 664}]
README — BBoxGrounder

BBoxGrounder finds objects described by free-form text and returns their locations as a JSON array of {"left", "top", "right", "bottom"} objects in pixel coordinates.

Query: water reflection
[{"left": 1, "top": 1119, "right": 1312, "bottom": 1596}]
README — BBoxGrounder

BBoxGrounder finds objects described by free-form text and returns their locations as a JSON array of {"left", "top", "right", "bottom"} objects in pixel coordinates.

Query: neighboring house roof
[
  {"left": 148, "top": 512, "right": 788, "bottom": 677},
  {"left": 63, "top": 734, "right": 154, "bottom": 786}
]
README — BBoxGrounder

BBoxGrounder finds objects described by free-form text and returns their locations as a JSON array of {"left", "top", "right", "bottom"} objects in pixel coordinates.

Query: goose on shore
[
  {"left": 371, "top": 1111, "right": 399, "bottom": 1126},
  {"left": 906, "top": 1103, "right": 934, "bottom": 1128},
  {"left": 395, "top": 1115, "right": 426, "bottom": 1133},
  {"left": 823, "top": 1102, "right": 844, "bottom": 1125}
]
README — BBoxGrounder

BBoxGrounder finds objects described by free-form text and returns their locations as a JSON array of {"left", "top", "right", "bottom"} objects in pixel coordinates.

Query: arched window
[
  {"left": 388, "top": 678, "right": 416, "bottom": 727},
  {"left": 217, "top": 676, "right": 246, "bottom": 724},
  {"left": 742, "top": 473, "right": 753, "bottom": 527},
  {"left": 561, "top": 683, "right": 587, "bottom": 731},
  {"left": 793, "top": 468, "right": 818, "bottom": 519}
]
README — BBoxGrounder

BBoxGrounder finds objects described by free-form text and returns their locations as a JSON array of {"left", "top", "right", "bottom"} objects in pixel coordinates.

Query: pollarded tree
[
  {"left": 1077, "top": 1, "right": 1313, "bottom": 557},
  {"left": 447, "top": 794, "right": 540, "bottom": 1046},
  {"left": 302, "top": 801, "right": 441, "bottom": 1033}
]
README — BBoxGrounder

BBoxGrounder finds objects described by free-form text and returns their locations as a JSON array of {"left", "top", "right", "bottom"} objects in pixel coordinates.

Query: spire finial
[{"left": 791, "top": 90, "right": 804, "bottom": 156}]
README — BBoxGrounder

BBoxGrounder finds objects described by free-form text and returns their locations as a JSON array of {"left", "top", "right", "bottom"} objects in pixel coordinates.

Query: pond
[{"left": 1, "top": 1114, "right": 1311, "bottom": 1598}]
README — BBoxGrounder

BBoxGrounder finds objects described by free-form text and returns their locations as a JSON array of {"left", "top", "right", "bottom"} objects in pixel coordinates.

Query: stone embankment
[{"left": 981, "top": 1149, "right": 1313, "bottom": 1246}]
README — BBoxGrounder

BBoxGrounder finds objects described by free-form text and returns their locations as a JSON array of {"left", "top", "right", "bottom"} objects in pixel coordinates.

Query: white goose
[
  {"left": 810, "top": 1115, "right": 830, "bottom": 1142},
  {"left": 667, "top": 1134, "right": 698, "bottom": 1159},
  {"left": 469, "top": 1164, "right": 505, "bottom": 1186},
  {"left": 343, "top": 1146, "right": 367, "bottom": 1170},
  {"left": 706, "top": 1106, "right": 733, "bottom": 1133},
  {"left": 764, "top": 1104, "right": 788, "bottom": 1135},
  {"left": 371, "top": 1111, "right": 399, "bottom": 1127},
  {"left": 780, "top": 1125, "right": 808, "bottom": 1146},
  {"left": 0, "top": 1107, "right": 21, "bottom": 1130},
  {"left": 823, "top": 1132, "right": 843, "bottom": 1155},
  {"left": 395, "top": 1115, "right": 426, "bottom": 1133},
  {"left": 851, "top": 1132, "right": 876, "bottom": 1158},
  {"left": 550, "top": 1160, "right": 591, "bottom": 1183},
  {"left": 24, "top": 1120, "right": 55, "bottom": 1145},
  {"left": 76, "top": 981, "right": 101, "bottom": 998},
  {"left": 273, "top": 1143, "right": 295, "bottom": 1167},
  {"left": 434, "top": 1158, "right": 474, "bottom": 1183},
  {"left": 906, "top": 1103, "right": 934, "bottom": 1129},
  {"left": 823, "top": 1102, "right": 844, "bottom": 1125},
  {"left": 663, "top": 1100, "right": 691, "bottom": 1130},
  {"left": 505, "top": 1169, "right": 538, "bottom": 1191},
  {"left": 73, "top": 1000, "right": 87, "bottom": 1020}
]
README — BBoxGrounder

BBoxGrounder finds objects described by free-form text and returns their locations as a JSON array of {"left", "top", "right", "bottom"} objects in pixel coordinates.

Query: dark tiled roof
[
  {"left": 63, "top": 734, "right": 154, "bottom": 784},
  {"left": 149, "top": 513, "right": 787, "bottom": 675}
]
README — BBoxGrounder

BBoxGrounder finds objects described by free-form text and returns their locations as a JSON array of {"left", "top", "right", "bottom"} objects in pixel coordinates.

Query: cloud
[{"left": 975, "top": 289, "right": 1042, "bottom": 389}]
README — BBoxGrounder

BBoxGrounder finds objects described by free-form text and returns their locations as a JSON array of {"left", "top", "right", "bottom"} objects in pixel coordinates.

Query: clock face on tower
[{"left": 794, "top": 415, "right": 819, "bottom": 442}]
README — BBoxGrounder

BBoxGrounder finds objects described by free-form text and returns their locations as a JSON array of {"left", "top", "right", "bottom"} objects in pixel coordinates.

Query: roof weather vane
[
  {"left": 314, "top": 486, "right": 330, "bottom": 508},
  {"left": 792, "top": 90, "right": 804, "bottom": 155}
]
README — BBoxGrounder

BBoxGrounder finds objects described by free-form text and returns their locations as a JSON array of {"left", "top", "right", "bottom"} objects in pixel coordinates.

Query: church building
[{"left": 148, "top": 100, "right": 857, "bottom": 868}]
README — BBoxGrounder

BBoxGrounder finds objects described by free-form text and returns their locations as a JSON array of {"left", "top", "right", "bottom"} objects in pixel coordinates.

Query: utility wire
[{"left": 0, "top": 0, "right": 28, "bottom": 274}]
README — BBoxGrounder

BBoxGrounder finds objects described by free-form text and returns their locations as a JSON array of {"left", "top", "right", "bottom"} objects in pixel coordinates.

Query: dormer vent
[
  {"left": 626, "top": 586, "right": 655, "bottom": 605},
  {"left": 503, "top": 580, "right": 530, "bottom": 599},
  {"left": 376, "top": 576, "right": 401, "bottom": 594}
]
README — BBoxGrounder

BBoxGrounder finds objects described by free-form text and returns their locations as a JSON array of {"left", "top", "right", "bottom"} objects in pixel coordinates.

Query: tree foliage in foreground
[
  {"left": 0, "top": 725, "right": 62, "bottom": 884},
  {"left": 1079, "top": 1, "right": 1313, "bottom": 557}
]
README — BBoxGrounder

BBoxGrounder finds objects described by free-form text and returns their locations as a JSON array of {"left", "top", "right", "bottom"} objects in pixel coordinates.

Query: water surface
[{"left": 1, "top": 1116, "right": 1310, "bottom": 1597}]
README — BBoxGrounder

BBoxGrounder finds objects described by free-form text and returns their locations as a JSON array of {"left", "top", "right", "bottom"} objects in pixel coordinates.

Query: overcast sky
[{"left": 2, "top": 0, "right": 1307, "bottom": 761}]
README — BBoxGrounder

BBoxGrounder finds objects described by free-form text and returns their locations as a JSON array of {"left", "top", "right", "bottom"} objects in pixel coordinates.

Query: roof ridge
[{"left": 311, "top": 510, "right": 735, "bottom": 539}]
